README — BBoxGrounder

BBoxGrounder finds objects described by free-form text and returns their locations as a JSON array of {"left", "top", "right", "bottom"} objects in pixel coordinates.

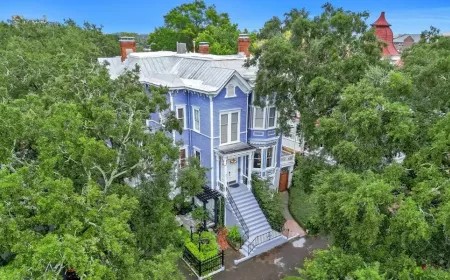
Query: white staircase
[{"left": 227, "top": 186, "right": 286, "bottom": 258}]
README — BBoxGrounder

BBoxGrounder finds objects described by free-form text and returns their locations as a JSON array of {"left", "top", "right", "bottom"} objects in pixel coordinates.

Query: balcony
[{"left": 281, "top": 150, "right": 295, "bottom": 167}]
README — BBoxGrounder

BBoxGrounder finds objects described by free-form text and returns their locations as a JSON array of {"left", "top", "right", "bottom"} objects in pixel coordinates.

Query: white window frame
[
  {"left": 192, "top": 106, "right": 200, "bottom": 132},
  {"left": 179, "top": 147, "right": 187, "bottom": 167},
  {"left": 253, "top": 148, "right": 262, "bottom": 169},
  {"left": 225, "top": 83, "right": 236, "bottom": 98},
  {"left": 267, "top": 107, "right": 277, "bottom": 128},
  {"left": 266, "top": 146, "right": 275, "bottom": 168},
  {"left": 175, "top": 105, "right": 186, "bottom": 129},
  {"left": 253, "top": 106, "right": 265, "bottom": 129},
  {"left": 219, "top": 110, "right": 240, "bottom": 145},
  {"left": 193, "top": 147, "right": 201, "bottom": 161}
]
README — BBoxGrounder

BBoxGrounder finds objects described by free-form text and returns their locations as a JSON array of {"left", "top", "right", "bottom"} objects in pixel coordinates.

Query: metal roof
[
  {"left": 393, "top": 34, "right": 422, "bottom": 43},
  {"left": 216, "top": 142, "right": 256, "bottom": 155},
  {"left": 98, "top": 52, "right": 256, "bottom": 94}
]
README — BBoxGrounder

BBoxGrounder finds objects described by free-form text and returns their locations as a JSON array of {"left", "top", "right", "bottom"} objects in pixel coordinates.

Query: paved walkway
[
  {"left": 180, "top": 236, "right": 329, "bottom": 280},
  {"left": 281, "top": 191, "right": 306, "bottom": 238}
]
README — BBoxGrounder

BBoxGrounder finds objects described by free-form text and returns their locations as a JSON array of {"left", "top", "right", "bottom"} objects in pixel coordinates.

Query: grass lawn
[{"left": 288, "top": 186, "right": 318, "bottom": 231}]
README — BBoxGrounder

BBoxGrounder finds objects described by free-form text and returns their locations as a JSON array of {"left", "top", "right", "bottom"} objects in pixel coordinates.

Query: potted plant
[{"left": 226, "top": 225, "right": 242, "bottom": 250}]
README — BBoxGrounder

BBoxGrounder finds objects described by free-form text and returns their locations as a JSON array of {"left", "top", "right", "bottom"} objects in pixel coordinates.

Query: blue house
[{"left": 99, "top": 35, "right": 296, "bottom": 259}]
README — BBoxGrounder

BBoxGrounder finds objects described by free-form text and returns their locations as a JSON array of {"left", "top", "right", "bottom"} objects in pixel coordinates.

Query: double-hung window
[
  {"left": 193, "top": 107, "right": 200, "bottom": 132},
  {"left": 254, "top": 107, "right": 264, "bottom": 128},
  {"left": 268, "top": 107, "right": 276, "bottom": 128},
  {"left": 254, "top": 149, "right": 262, "bottom": 168},
  {"left": 266, "top": 147, "right": 274, "bottom": 167},
  {"left": 194, "top": 149, "right": 201, "bottom": 161},
  {"left": 220, "top": 111, "right": 239, "bottom": 144},
  {"left": 176, "top": 106, "right": 186, "bottom": 129}
]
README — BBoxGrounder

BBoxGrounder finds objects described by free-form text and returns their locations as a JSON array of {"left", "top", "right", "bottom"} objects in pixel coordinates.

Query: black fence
[{"left": 183, "top": 246, "right": 224, "bottom": 277}]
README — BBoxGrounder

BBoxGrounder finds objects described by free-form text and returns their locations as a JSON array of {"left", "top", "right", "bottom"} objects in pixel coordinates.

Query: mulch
[{"left": 217, "top": 228, "right": 229, "bottom": 250}]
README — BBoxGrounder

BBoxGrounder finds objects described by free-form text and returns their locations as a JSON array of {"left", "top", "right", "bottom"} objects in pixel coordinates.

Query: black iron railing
[
  {"left": 226, "top": 188, "right": 249, "bottom": 244},
  {"left": 182, "top": 246, "right": 224, "bottom": 277},
  {"left": 247, "top": 226, "right": 289, "bottom": 255}
]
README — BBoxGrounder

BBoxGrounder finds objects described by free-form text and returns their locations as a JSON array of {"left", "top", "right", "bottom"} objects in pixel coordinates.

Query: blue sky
[{"left": 2, "top": 0, "right": 450, "bottom": 35}]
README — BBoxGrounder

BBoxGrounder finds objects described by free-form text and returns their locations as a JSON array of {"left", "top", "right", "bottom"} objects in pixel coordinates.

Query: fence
[{"left": 182, "top": 246, "right": 224, "bottom": 277}]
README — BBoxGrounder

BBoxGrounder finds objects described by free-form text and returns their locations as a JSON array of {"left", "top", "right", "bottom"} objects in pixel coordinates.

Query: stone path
[
  {"left": 180, "top": 236, "right": 329, "bottom": 280},
  {"left": 281, "top": 191, "right": 306, "bottom": 238}
]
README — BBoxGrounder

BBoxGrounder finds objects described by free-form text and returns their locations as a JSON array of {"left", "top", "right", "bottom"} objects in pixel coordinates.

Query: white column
[
  {"left": 223, "top": 157, "right": 228, "bottom": 195},
  {"left": 239, "top": 156, "right": 243, "bottom": 184},
  {"left": 248, "top": 152, "right": 254, "bottom": 191},
  {"left": 215, "top": 153, "right": 219, "bottom": 190}
]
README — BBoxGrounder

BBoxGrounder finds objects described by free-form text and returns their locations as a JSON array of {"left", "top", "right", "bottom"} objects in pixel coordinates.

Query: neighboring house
[
  {"left": 394, "top": 34, "right": 421, "bottom": 52},
  {"left": 98, "top": 35, "right": 296, "bottom": 259}
]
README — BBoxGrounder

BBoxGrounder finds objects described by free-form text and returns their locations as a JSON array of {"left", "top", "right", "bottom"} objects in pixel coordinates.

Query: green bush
[
  {"left": 226, "top": 225, "right": 241, "bottom": 248},
  {"left": 288, "top": 186, "right": 320, "bottom": 234},
  {"left": 185, "top": 231, "right": 219, "bottom": 261},
  {"left": 252, "top": 176, "right": 285, "bottom": 230}
]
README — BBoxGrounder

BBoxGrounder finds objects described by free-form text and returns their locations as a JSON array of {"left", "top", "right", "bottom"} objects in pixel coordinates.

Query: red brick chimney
[
  {"left": 199, "top": 42, "right": 209, "bottom": 54},
  {"left": 238, "top": 34, "right": 250, "bottom": 57},
  {"left": 372, "top": 12, "right": 399, "bottom": 57},
  {"left": 119, "top": 37, "right": 136, "bottom": 62}
]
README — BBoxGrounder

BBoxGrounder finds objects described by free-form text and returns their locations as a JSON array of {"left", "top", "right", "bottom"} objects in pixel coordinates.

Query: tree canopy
[
  {"left": 0, "top": 19, "right": 183, "bottom": 279},
  {"left": 254, "top": 4, "right": 450, "bottom": 279},
  {"left": 147, "top": 0, "right": 243, "bottom": 54}
]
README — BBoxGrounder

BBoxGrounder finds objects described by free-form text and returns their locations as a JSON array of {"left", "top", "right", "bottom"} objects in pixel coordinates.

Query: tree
[
  {"left": 175, "top": 157, "right": 208, "bottom": 209},
  {"left": 147, "top": 0, "right": 241, "bottom": 53},
  {"left": 0, "top": 19, "right": 184, "bottom": 278},
  {"left": 249, "top": 3, "right": 385, "bottom": 143}
]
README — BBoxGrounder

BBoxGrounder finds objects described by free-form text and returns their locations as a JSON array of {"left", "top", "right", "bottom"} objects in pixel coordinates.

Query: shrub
[
  {"left": 226, "top": 225, "right": 241, "bottom": 248},
  {"left": 252, "top": 176, "right": 285, "bottom": 230},
  {"left": 185, "top": 231, "right": 219, "bottom": 261}
]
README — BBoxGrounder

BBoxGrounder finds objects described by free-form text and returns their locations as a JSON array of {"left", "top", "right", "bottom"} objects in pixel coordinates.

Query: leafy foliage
[
  {"left": 148, "top": 0, "right": 239, "bottom": 53},
  {"left": 256, "top": 4, "right": 450, "bottom": 279},
  {"left": 226, "top": 225, "right": 241, "bottom": 248},
  {"left": 0, "top": 19, "right": 183, "bottom": 278},
  {"left": 252, "top": 176, "right": 285, "bottom": 229},
  {"left": 185, "top": 231, "right": 219, "bottom": 261}
]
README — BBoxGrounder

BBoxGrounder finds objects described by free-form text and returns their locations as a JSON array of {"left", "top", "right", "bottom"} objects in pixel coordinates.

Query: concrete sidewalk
[{"left": 281, "top": 191, "right": 306, "bottom": 238}]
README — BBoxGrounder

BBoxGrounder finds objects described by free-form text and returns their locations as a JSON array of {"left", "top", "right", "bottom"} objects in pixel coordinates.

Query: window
[
  {"left": 194, "top": 150, "right": 201, "bottom": 161},
  {"left": 254, "top": 107, "right": 264, "bottom": 128},
  {"left": 226, "top": 83, "right": 236, "bottom": 98},
  {"left": 266, "top": 147, "right": 273, "bottom": 167},
  {"left": 268, "top": 107, "right": 276, "bottom": 128},
  {"left": 176, "top": 106, "right": 186, "bottom": 129},
  {"left": 254, "top": 149, "right": 262, "bottom": 168},
  {"left": 193, "top": 107, "right": 200, "bottom": 132},
  {"left": 179, "top": 148, "right": 186, "bottom": 167},
  {"left": 220, "top": 111, "right": 239, "bottom": 144}
]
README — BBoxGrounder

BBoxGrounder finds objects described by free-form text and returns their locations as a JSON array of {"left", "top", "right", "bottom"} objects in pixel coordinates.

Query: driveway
[{"left": 180, "top": 236, "right": 328, "bottom": 280}]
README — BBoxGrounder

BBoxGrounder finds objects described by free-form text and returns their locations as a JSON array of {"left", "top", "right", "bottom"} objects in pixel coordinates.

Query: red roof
[
  {"left": 372, "top": 12, "right": 391, "bottom": 27},
  {"left": 372, "top": 12, "right": 399, "bottom": 56}
]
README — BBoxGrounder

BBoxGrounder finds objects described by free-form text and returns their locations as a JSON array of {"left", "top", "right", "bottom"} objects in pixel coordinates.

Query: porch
[{"left": 214, "top": 143, "right": 256, "bottom": 195}]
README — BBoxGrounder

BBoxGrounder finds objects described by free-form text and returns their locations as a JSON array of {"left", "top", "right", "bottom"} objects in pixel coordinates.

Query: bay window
[
  {"left": 266, "top": 147, "right": 274, "bottom": 167},
  {"left": 254, "top": 149, "right": 262, "bottom": 168},
  {"left": 254, "top": 107, "right": 264, "bottom": 128},
  {"left": 268, "top": 107, "right": 276, "bottom": 128}
]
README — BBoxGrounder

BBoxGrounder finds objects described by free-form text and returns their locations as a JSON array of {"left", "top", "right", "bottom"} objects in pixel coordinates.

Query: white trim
[
  {"left": 219, "top": 110, "right": 241, "bottom": 146},
  {"left": 266, "top": 146, "right": 275, "bottom": 168},
  {"left": 267, "top": 106, "right": 277, "bottom": 129},
  {"left": 175, "top": 104, "right": 187, "bottom": 129},
  {"left": 253, "top": 131, "right": 264, "bottom": 136},
  {"left": 252, "top": 106, "right": 265, "bottom": 129},
  {"left": 192, "top": 106, "right": 200, "bottom": 133},
  {"left": 210, "top": 96, "right": 214, "bottom": 189},
  {"left": 225, "top": 83, "right": 237, "bottom": 98},
  {"left": 193, "top": 147, "right": 201, "bottom": 161}
]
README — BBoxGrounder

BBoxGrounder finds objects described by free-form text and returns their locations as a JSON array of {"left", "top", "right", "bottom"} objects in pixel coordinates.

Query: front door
[
  {"left": 279, "top": 169, "right": 289, "bottom": 192},
  {"left": 227, "top": 158, "right": 238, "bottom": 185}
]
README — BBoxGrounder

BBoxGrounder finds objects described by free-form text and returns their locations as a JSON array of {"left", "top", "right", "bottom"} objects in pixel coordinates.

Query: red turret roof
[{"left": 372, "top": 12, "right": 399, "bottom": 56}]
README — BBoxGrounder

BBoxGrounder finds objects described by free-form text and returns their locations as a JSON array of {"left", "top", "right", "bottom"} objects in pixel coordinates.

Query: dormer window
[{"left": 226, "top": 83, "right": 236, "bottom": 98}]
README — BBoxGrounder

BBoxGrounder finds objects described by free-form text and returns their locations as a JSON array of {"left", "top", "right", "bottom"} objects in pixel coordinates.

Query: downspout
[
  {"left": 188, "top": 91, "right": 192, "bottom": 158},
  {"left": 210, "top": 96, "right": 214, "bottom": 189}
]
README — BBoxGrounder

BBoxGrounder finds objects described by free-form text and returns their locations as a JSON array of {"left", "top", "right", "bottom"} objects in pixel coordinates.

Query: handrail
[
  {"left": 247, "top": 226, "right": 289, "bottom": 255},
  {"left": 226, "top": 188, "right": 249, "bottom": 243}
]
